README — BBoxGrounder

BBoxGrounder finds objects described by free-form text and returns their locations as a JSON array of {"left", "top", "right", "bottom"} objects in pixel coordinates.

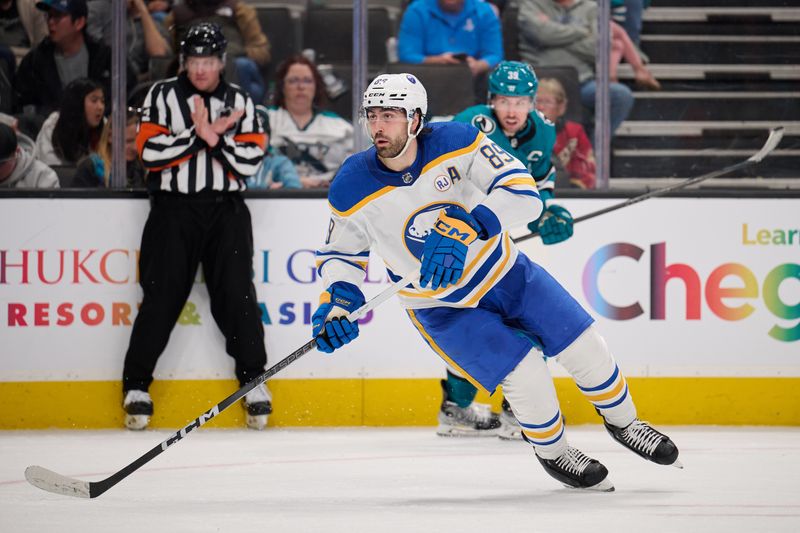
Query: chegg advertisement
[
  {"left": 0, "top": 197, "right": 797, "bottom": 382},
  {"left": 582, "top": 239, "right": 798, "bottom": 342}
]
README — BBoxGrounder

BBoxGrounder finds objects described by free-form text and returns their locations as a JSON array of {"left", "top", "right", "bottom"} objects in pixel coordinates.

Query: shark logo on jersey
[
  {"left": 403, "top": 202, "right": 458, "bottom": 259},
  {"left": 279, "top": 137, "right": 330, "bottom": 173},
  {"left": 470, "top": 114, "right": 496, "bottom": 135}
]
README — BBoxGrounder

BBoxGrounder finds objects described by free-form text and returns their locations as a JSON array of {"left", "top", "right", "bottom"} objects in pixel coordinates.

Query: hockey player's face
[
  {"left": 366, "top": 108, "right": 411, "bottom": 158},
  {"left": 492, "top": 95, "right": 533, "bottom": 135},
  {"left": 185, "top": 56, "right": 224, "bottom": 93}
]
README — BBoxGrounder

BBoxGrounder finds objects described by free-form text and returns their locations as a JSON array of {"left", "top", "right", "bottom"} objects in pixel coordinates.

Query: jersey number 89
[{"left": 480, "top": 142, "right": 515, "bottom": 169}]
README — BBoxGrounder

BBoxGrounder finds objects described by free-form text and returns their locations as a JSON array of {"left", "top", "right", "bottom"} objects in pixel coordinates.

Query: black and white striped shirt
[{"left": 137, "top": 73, "right": 266, "bottom": 193}]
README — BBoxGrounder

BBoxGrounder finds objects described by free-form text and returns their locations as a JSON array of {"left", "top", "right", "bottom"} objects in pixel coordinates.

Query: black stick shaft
[{"left": 49, "top": 272, "right": 418, "bottom": 498}]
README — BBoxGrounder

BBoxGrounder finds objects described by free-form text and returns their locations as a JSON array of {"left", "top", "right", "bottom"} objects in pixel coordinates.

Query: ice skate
[
  {"left": 536, "top": 447, "right": 614, "bottom": 491},
  {"left": 497, "top": 398, "right": 522, "bottom": 440},
  {"left": 123, "top": 390, "right": 153, "bottom": 431},
  {"left": 437, "top": 400, "right": 501, "bottom": 437},
  {"left": 436, "top": 377, "right": 501, "bottom": 437},
  {"left": 243, "top": 383, "right": 272, "bottom": 430},
  {"left": 604, "top": 418, "right": 681, "bottom": 468}
]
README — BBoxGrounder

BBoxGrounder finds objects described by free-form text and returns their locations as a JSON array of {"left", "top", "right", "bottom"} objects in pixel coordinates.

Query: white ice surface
[{"left": 1, "top": 426, "right": 799, "bottom": 533}]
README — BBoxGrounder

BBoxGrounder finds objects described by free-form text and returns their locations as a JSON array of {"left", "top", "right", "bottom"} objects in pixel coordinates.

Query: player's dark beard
[{"left": 375, "top": 133, "right": 408, "bottom": 159}]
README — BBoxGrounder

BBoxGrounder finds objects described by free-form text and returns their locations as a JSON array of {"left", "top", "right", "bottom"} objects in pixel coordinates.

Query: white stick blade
[
  {"left": 25, "top": 466, "right": 91, "bottom": 498},
  {"left": 748, "top": 126, "right": 784, "bottom": 163}
]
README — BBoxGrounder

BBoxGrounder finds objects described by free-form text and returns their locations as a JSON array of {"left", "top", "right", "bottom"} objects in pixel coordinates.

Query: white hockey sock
[
  {"left": 501, "top": 349, "right": 567, "bottom": 460},
  {"left": 555, "top": 325, "right": 636, "bottom": 428}
]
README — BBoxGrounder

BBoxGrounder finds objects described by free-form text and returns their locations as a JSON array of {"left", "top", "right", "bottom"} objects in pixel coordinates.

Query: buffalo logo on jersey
[
  {"left": 403, "top": 202, "right": 460, "bottom": 259},
  {"left": 470, "top": 114, "right": 496, "bottom": 135}
]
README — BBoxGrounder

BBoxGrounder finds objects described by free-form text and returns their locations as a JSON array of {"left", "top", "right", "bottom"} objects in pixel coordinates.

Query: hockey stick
[
  {"left": 25, "top": 270, "right": 418, "bottom": 499},
  {"left": 513, "top": 126, "right": 785, "bottom": 244}
]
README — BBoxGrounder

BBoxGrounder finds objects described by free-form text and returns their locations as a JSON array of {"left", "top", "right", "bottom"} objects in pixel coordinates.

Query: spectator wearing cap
[
  {"left": 247, "top": 105, "right": 300, "bottom": 190},
  {"left": 13, "top": 0, "right": 133, "bottom": 120},
  {"left": 0, "top": 121, "right": 59, "bottom": 188}
]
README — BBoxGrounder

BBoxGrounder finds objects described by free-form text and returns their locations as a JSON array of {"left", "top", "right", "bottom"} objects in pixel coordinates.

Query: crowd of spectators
[{"left": 0, "top": 0, "right": 656, "bottom": 191}]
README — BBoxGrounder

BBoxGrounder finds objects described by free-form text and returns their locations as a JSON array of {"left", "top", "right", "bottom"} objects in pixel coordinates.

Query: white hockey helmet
[
  {"left": 361, "top": 74, "right": 428, "bottom": 159},
  {"left": 362, "top": 73, "right": 428, "bottom": 126}
]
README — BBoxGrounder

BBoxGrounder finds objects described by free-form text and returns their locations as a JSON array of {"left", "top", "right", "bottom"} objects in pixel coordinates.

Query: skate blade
[
  {"left": 497, "top": 431, "right": 522, "bottom": 441},
  {"left": 246, "top": 414, "right": 268, "bottom": 430},
  {"left": 567, "top": 477, "right": 615, "bottom": 492},
  {"left": 436, "top": 425, "right": 499, "bottom": 438},
  {"left": 124, "top": 414, "right": 150, "bottom": 431},
  {"left": 672, "top": 459, "right": 684, "bottom": 469}
]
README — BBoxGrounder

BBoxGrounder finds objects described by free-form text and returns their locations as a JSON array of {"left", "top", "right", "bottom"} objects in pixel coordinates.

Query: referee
[{"left": 122, "top": 22, "right": 271, "bottom": 431}]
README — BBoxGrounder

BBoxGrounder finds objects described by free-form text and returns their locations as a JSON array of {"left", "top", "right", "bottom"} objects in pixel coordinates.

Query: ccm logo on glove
[{"left": 433, "top": 217, "right": 478, "bottom": 244}]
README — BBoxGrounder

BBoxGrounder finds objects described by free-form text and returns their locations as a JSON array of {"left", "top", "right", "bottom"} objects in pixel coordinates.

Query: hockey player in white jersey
[{"left": 312, "top": 73, "right": 681, "bottom": 490}]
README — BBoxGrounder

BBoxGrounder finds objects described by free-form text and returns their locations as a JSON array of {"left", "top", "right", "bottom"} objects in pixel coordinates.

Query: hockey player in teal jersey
[
  {"left": 454, "top": 61, "right": 573, "bottom": 247},
  {"left": 311, "top": 73, "right": 680, "bottom": 491},
  {"left": 448, "top": 61, "right": 575, "bottom": 438}
]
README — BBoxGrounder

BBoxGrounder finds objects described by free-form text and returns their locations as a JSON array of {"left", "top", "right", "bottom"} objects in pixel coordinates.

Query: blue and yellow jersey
[
  {"left": 452, "top": 105, "right": 557, "bottom": 199},
  {"left": 315, "top": 121, "right": 544, "bottom": 309}
]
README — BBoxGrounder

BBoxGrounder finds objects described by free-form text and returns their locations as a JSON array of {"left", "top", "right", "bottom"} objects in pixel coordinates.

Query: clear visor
[
  {"left": 360, "top": 107, "right": 412, "bottom": 125},
  {"left": 491, "top": 95, "right": 535, "bottom": 111}
]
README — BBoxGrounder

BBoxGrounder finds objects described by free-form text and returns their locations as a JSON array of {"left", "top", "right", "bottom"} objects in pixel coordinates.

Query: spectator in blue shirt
[{"left": 398, "top": 0, "right": 503, "bottom": 82}]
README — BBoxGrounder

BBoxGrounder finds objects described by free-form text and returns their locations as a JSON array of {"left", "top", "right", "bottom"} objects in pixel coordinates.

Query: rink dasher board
[{"left": 0, "top": 197, "right": 797, "bottom": 428}]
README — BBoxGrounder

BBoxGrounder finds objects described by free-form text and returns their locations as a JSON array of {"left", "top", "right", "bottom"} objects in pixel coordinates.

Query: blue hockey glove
[
  {"left": 316, "top": 317, "right": 359, "bottom": 353},
  {"left": 528, "top": 204, "right": 574, "bottom": 245},
  {"left": 311, "top": 281, "right": 365, "bottom": 354},
  {"left": 420, "top": 206, "right": 482, "bottom": 290}
]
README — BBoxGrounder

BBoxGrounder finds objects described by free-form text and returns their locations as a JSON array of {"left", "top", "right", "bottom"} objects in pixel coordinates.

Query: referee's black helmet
[{"left": 180, "top": 22, "right": 227, "bottom": 59}]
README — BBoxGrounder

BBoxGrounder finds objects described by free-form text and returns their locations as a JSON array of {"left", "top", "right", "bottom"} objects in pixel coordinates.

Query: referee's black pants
[{"left": 122, "top": 192, "right": 267, "bottom": 393}]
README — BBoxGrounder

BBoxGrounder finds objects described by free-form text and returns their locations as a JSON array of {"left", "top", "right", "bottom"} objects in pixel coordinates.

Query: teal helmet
[{"left": 488, "top": 61, "right": 538, "bottom": 99}]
